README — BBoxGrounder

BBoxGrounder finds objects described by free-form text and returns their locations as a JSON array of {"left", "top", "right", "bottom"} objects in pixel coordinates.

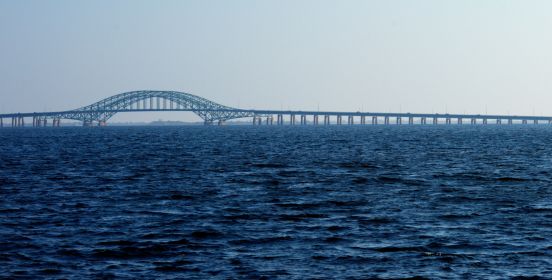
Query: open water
[{"left": 1, "top": 126, "right": 552, "bottom": 279}]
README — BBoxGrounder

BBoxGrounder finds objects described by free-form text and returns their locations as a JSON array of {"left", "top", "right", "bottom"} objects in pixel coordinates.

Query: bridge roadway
[
  {"left": 0, "top": 90, "right": 550, "bottom": 127},
  {"left": 1, "top": 108, "right": 551, "bottom": 127}
]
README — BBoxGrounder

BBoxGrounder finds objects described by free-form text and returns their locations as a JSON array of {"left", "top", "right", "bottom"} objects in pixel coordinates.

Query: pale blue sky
[{"left": 1, "top": 0, "right": 551, "bottom": 121}]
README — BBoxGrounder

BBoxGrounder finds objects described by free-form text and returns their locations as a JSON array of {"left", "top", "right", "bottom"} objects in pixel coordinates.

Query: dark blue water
[{"left": 1, "top": 126, "right": 552, "bottom": 279}]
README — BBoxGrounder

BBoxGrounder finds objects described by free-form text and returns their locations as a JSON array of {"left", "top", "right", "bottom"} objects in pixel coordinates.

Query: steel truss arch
[{"left": 53, "top": 90, "right": 254, "bottom": 124}]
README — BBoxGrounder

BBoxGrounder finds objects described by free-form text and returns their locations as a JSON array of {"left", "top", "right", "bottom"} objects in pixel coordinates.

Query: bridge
[{"left": 1, "top": 90, "right": 551, "bottom": 127}]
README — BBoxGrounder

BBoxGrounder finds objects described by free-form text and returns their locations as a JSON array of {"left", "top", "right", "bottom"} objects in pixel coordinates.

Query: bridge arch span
[{"left": 60, "top": 90, "right": 254, "bottom": 125}]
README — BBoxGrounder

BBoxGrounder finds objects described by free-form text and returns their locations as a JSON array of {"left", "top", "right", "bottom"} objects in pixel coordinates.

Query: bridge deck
[{"left": 1, "top": 109, "right": 552, "bottom": 121}]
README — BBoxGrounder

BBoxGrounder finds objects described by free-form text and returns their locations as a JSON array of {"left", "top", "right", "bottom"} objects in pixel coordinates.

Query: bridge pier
[
  {"left": 337, "top": 115, "right": 342, "bottom": 125},
  {"left": 534, "top": 120, "right": 538, "bottom": 125},
  {"left": 496, "top": 119, "right": 501, "bottom": 125},
  {"left": 324, "top": 115, "right": 330, "bottom": 125},
  {"left": 290, "top": 115, "right": 295, "bottom": 125},
  {"left": 470, "top": 118, "right": 476, "bottom": 125},
  {"left": 0, "top": 118, "right": 2, "bottom": 127},
  {"left": 483, "top": 119, "right": 488, "bottom": 125},
  {"left": 522, "top": 120, "right": 527, "bottom": 125},
  {"left": 458, "top": 118, "right": 462, "bottom": 125},
  {"left": 421, "top": 117, "right": 427, "bottom": 125},
  {"left": 408, "top": 117, "right": 414, "bottom": 125},
  {"left": 360, "top": 116, "right": 366, "bottom": 125},
  {"left": 508, "top": 119, "right": 513, "bottom": 125},
  {"left": 372, "top": 116, "right": 377, "bottom": 125},
  {"left": 445, "top": 118, "right": 451, "bottom": 125},
  {"left": 384, "top": 116, "right": 389, "bottom": 125},
  {"left": 397, "top": 117, "right": 402, "bottom": 125},
  {"left": 313, "top": 115, "right": 319, "bottom": 125},
  {"left": 348, "top": 115, "right": 353, "bottom": 125},
  {"left": 433, "top": 117, "right": 438, "bottom": 125}
]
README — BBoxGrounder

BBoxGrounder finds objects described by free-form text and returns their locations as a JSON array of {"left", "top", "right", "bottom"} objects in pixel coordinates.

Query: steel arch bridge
[
  {"left": 3, "top": 89, "right": 552, "bottom": 127},
  {"left": 2, "top": 90, "right": 257, "bottom": 126}
]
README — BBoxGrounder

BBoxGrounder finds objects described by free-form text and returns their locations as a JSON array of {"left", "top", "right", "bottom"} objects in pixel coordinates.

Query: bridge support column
[
  {"left": 483, "top": 119, "right": 488, "bottom": 125},
  {"left": 372, "top": 116, "right": 377, "bottom": 125},
  {"left": 408, "top": 117, "right": 413, "bottom": 125},
  {"left": 396, "top": 117, "right": 402, "bottom": 125},
  {"left": 445, "top": 118, "right": 451, "bottom": 125},
  {"left": 384, "top": 116, "right": 389, "bottom": 125},
  {"left": 0, "top": 118, "right": 2, "bottom": 128},
  {"left": 337, "top": 115, "right": 342, "bottom": 125},
  {"left": 508, "top": 119, "right": 513, "bottom": 125},
  {"left": 277, "top": 114, "right": 283, "bottom": 125},
  {"left": 313, "top": 115, "right": 319, "bottom": 125},
  {"left": 348, "top": 115, "right": 353, "bottom": 125},
  {"left": 361, "top": 116, "right": 366, "bottom": 125},
  {"left": 266, "top": 116, "right": 273, "bottom": 125},
  {"left": 217, "top": 120, "right": 224, "bottom": 126},
  {"left": 433, "top": 117, "right": 438, "bottom": 125},
  {"left": 299, "top": 115, "right": 305, "bottom": 125},
  {"left": 522, "top": 120, "right": 527, "bottom": 125},
  {"left": 324, "top": 115, "right": 330, "bottom": 125},
  {"left": 458, "top": 118, "right": 462, "bottom": 125},
  {"left": 471, "top": 118, "right": 476, "bottom": 125},
  {"left": 497, "top": 119, "right": 501, "bottom": 125}
]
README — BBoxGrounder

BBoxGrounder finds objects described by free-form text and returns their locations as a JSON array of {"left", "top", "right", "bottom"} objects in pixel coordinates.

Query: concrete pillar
[
  {"left": 324, "top": 115, "right": 330, "bottom": 125},
  {"left": 483, "top": 119, "right": 488, "bottom": 125},
  {"left": 314, "top": 115, "right": 318, "bottom": 125},
  {"left": 0, "top": 118, "right": 3, "bottom": 127},
  {"left": 360, "top": 116, "right": 366, "bottom": 125},
  {"left": 384, "top": 116, "right": 389, "bottom": 125},
  {"left": 421, "top": 117, "right": 426, "bottom": 125},
  {"left": 471, "top": 118, "right": 476, "bottom": 125},
  {"left": 348, "top": 115, "right": 353, "bottom": 125},
  {"left": 396, "top": 117, "right": 402, "bottom": 125},
  {"left": 337, "top": 115, "right": 342, "bottom": 125},
  {"left": 290, "top": 115, "right": 295, "bottom": 125},
  {"left": 446, "top": 118, "right": 451, "bottom": 125},
  {"left": 433, "top": 117, "right": 438, "bottom": 125},
  {"left": 457, "top": 118, "right": 462, "bottom": 125},
  {"left": 496, "top": 119, "right": 501, "bottom": 125},
  {"left": 372, "top": 116, "right": 377, "bottom": 125},
  {"left": 509, "top": 119, "right": 513, "bottom": 125},
  {"left": 534, "top": 120, "right": 538, "bottom": 125},
  {"left": 522, "top": 120, "right": 527, "bottom": 124},
  {"left": 408, "top": 117, "right": 414, "bottom": 125}
]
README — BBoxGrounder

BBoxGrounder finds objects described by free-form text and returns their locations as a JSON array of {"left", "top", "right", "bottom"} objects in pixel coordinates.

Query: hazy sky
[{"left": 1, "top": 0, "right": 552, "bottom": 122}]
